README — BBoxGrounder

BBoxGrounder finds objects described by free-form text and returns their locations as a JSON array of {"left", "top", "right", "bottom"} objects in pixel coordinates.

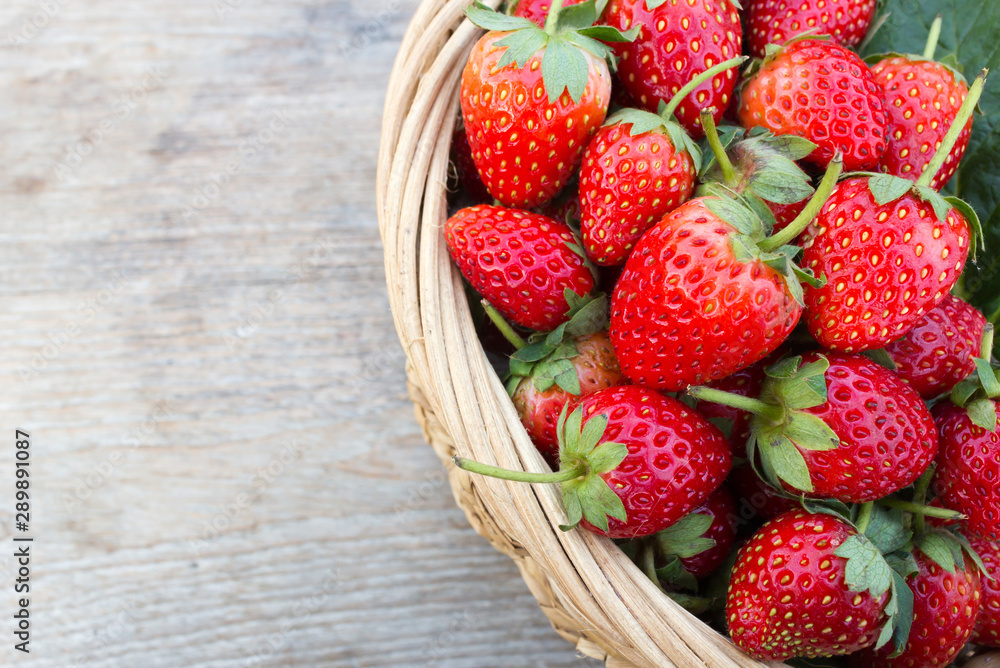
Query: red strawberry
[
  {"left": 511, "top": 330, "right": 625, "bottom": 465},
  {"left": 674, "top": 487, "right": 737, "bottom": 579},
  {"left": 460, "top": 3, "right": 634, "bottom": 208},
  {"left": 601, "top": 0, "right": 743, "bottom": 138},
  {"left": 852, "top": 547, "right": 982, "bottom": 668},
  {"left": 768, "top": 199, "right": 810, "bottom": 233},
  {"left": 932, "top": 399, "right": 1000, "bottom": 540},
  {"left": 727, "top": 510, "right": 889, "bottom": 661},
  {"left": 512, "top": 0, "right": 586, "bottom": 27},
  {"left": 728, "top": 463, "right": 798, "bottom": 528},
  {"left": 871, "top": 18, "right": 973, "bottom": 189},
  {"left": 454, "top": 385, "right": 732, "bottom": 539},
  {"left": 444, "top": 205, "right": 595, "bottom": 331},
  {"left": 577, "top": 59, "right": 744, "bottom": 266},
  {"left": 746, "top": 0, "right": 877, "bottom": 58},
  {"left": 970, "top": 535, "right": 1000, "bottom": 646},
  {"left": 609, "top": 155, "right": 843, "bottom": 391},
  {"left": 691, "top": 352, "right": 939, "bottom": 504},
  {"left": 738, "top": 38, "right": 888, "bottom": 171},
  {"left": 885, "top": 294, "right": 987, "bottom": 399}
]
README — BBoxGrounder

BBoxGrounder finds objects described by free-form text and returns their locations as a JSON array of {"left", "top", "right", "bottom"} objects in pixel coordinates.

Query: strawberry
[
  {"left": 512, "top": 0, "right": 587, "bottom": 27},
  {"left": 609, "top": 158, "right": 842, "bottom": 391},
  {"left": 798, "top": 95, "right": 989, "bottom": 352},
  {"left": 506, "top": 296, "right": 625, "bottom": 464},
  {"left": 444, "top": 205, "right": 595, "bottom": 332},
  {"left": 454, "top": 385, "right": 732, "bottom": 539},
  {"left": 578, "top": 58, "right": 744, "bottom": 266},
  {"left": 450, "top": 122, "right": 492, "bottom": 202},
  {"left": 728, "top": 463, "right": 798, "bottom": 529},
  {"left": 460, "top": 2, "right": 635, "bottom": 208},
  {"left": 672, "top": 487, "right": 737, "bottom": 579},
  {"left": 690, "top": 352, "right": 939, "bottom": 504},
  {"left": 746, "top": 0, "right": 877, "bottom": 58},
  {"left": 970, "top": 535, "right": 1000, "bottom": 646},
  {"left": 932, "top": 399, "right": 1000, "bottom": 541},
  {"left": 871, "top": 17, "right": 973, "bottom": 189},
  {"left": 727, "top": 510, "right": 889, "bottom": 661},
  {"left": 885, "top": 294, "right": 987, "bottom": 399},
  {"left": 601, "top": 0, "right": 743, "bottom": 138},
  {"left": 852, "top": 545, "right": 982, "bottom": 668},
  {"left": 738, "top": 38, "right": 888, "bottom": 172}
]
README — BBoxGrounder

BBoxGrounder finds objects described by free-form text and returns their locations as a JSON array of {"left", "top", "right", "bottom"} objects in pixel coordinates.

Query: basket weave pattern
[{"left": 376, "top": 2, "right": 785, "bottom": 665}]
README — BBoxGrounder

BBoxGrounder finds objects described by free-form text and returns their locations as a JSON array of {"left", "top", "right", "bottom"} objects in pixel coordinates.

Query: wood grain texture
[{"left": 0, "top": 0, "right": 601, "bottom": 665}]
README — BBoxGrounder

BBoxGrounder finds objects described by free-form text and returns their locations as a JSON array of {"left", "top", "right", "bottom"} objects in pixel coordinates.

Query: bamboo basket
[{"left": 376, "top": 1, "right": 785, "bottom": 666}]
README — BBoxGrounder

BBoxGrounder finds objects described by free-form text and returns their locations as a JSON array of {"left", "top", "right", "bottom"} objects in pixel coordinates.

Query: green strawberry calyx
[
  {"left": 948, "top": 324, "right": 1000, "bottom": 430},
  {"left": 650, "top": 511, "right": 716, "bottom": 592},
  {"left": 602, "top": 56, "right": 747, "bottom": 173},
  {"left": 697, "top": 111, "right": 817, "bottom": 207},
  {"left": 453, "top": 404, "right": 628, "bottom": 533},
  {"left": 465, "top": 0, "right": 638, "bottom": 104},
  {"left": 698, "top": 153, "right": 842, "bottom": 307},
  {"left": 504, "top": 291, "right": 609, "bottom": 396}
]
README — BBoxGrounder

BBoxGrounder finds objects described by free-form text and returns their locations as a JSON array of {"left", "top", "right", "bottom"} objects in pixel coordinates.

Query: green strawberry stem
[
  {"left": 641, "top": 541, "right": 668, "bottom": 594},
  {"left": 543, "top": 0, "right": 565, "bottom": 34},
  {"left": 453, "top": 455, "right": 586, "bottom": 483},
  {"left": 914, "top": 69, "right": 988, "bottom": 189},
  {"left": 911, "top": 466, "right": 935, "bottom": 534},
  {"left": 699, "top": 109, "right": 738, "bottom": 186},
  {"left": 686, "top": 385, "right": 782, "bottom": 421},
  {"left": 757, "top": 153, "right": 843, "bottom": 253},
  {"left": 662, "top": 57, "right": 747, "bottom": 120},
  {"left": 481, "top": 300, "right": 527, "bottom": 350},
  {"left": 923, "top": 15, "right": 943, "bottom": 60},
  {"left": 982, "top": 323, "right": 995, "bottom": 360},
  {"left": 878, "top": 497, "right": 966, "bottom": 520},
  {"left": 855, "top": 501, "right": 874, "bottom": 533}
]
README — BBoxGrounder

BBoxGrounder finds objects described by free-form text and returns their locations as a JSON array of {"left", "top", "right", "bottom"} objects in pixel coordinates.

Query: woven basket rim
[{"left": 375, "top": 2, "right": 788, "bottom": 666}]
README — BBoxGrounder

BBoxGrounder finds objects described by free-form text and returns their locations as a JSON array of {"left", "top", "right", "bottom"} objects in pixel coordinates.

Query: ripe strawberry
[
  {"left": 885, "top": 294, "right": 987, "bottom": 399},
  {"left": 852, "top": 547, "right": 982, "bottom": 668},
  {"left": 601, "top": 0, "right": 743, "bottom": 138},
  {"left": 444, "top": 205, "right": 595, "bottom": 331},
  {"left": 970, "top": 535, "right": 1000, "bottom": 646},
  {"left": 461, "top": 2, "right": 634, "bottom": 208},
  {"left": 932, "top": 399, "right": 1000, "bottom": 541},
  {"left": 871, "top": 18, "right": 973, "bottom": 189},
  {"left": 728, "top": 463, "right": 798, "bottom": 529},
  {"left": 727, "top": 510, "right": 889, "bottom": 661},
  {"left": 512, "top": 0, "right": 586, "bottom": 27},
  {"left": 738, "top": 38, "right": 888, "bottom": 171},
  {"left": 800, "top": 176, "right": 976, "bottom": 352},
  {"left": 511, "top": 330, "right": 625, "bottom": 465},
  {"left": 609, "top": 157, "right": 841, "bottom": 391},
  {"left": 674, "top": 487, "right": 737, "bottom": 579},
  {"left": 690, "top": 352, "right": 939, "bottom": 503},
  {"left": 454, "top": 385, "right": 732, "bottom": 539},
  {"left": 450, "top": 122, "right": 491, "bottom": 202},
  {"left": 578, "top": 59, "right": 744, "bottom": 266},
  {"left": 746, "top": 0, "right": 877, "bottom": 58}
]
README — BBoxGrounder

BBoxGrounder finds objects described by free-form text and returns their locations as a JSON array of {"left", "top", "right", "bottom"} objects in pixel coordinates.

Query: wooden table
[{"left": 0, "top": 0, "right": 601, "bottom": 664}]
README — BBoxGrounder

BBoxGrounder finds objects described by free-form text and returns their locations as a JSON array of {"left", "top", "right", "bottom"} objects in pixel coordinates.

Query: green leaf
[
  {"left": 835, "top": 534, "right": 894, "bottom": 598},
  {"left": 644, "top": 0, "right": 668, "bottom": 9},
  {"left": 555, "top": 0, "right": 598, "bottom": 30},
  {"left": 862, "top": 348, "right": 898, "bottom": 371},
  {"left": 578, "top": 414, "right": 608, "bottom": 454},
  {"left": 867, "top": 173, "right": 913, "bottom": 205},
  {"left": 864, "top": 506, "right": 911, "bottom": 555},
  {"left": 945, "top": 196, "right": 984, "bottom": 258},
  {"left": 888, "top": 569, "right": 915, "bottom": 655},
  {"left": 561, "top": 406, "right": 585, "bottom": 458},
  {"left": 966, "top": 397, "right": 998, "bottom": 430},
  {"left": 916, "top": 532, "right": 957, "bottom": 572},
  {"left": 768, "top": 436, "right": 814, "bottom": 493},
  {"left": 766, "top": 356, "right": 803, "bottom": 380},
  {"left": 656, "top": 512, "right": 717, "bottom": 559},
  {"left": 605, "top": 108, "right": 666, "bottom": 136},
  {"left": 705, "top": 197, "right": 763, "bottom": 237},
  {"left": 541, "top": 36, "right": 590, "bottom": 104},
  {"left": 766, "top": 356, "right": 830, "bottom": 409},
  {"left": 589, "top": 441, "right": 628, "bottom": 474},
  {"left": 495, "top": 28, "right": 550, "bottom": 70},
  {"left": 976, "top": 357, "right": 1000, "bottom": 397},
  {"left": 862, "top": 1, "right": 1000, "bottom": 312},
  {"left": 752, "top": 169, "right": 815, "bottom": 205},
  {"left": 655, "top": 556, "right": 699, "bottom": 592},
  {"left": 913, "top": 185, "right": 952, "bottom": 223},
  {"left": 561, "top": 488, "right": 584, "bottom": 530},
  {"left": 466, "top": 2, "right": 540, "bottom": 31},
  {"left": 784, "top": 412, "right": 840, "bottom": 451},
  {"left": 578, "top": 474, "right": 627, "bottom": 532},
  {"left": 574, "top": 25, "right": 638, "bottom": 43}
]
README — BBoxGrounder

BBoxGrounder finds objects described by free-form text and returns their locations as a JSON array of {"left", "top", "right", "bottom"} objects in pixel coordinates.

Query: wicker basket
[{"left": 376, "top": 2, "right": 785, "bottom": 666}]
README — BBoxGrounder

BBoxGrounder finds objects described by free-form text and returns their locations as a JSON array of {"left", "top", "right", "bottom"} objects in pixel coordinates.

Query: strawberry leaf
[
  {"left": 966, "top": 397, "right": 998, "bottom": 430},
  {"left": 913, "top": 185, "right": 952, "bottom": 223},
  {"left": 542, "top": 37, "right": 591, "bottom": 104},
  {"left": 976, "top": 357, "right": 1000, "bottom": 397},
  {"left": 782, "top": 413, "right": 840, "bottom": 451},
  {"left": 656, "top": 512, "right": 716, "bottom": 559},
  {"left": 495, "top": 28, "right": 550, "bottom": 70},
  {"left": 868, "top": 173, "right": 913, "bottom": 205},
  {"left": 466, "top": 3, "right": 539, "bottom": 31},
  {"left": 766, "top": 436, "right": 814, "bottom": 492},
  {"left": 863, "top": 506, "right": 912, "bottom": 555},
  {"left": 836, "top": 534, "right": 894, "bottom": 599},
  {"left": 862, "top": 348, "right": 898, "bottom": 371},
  {"left": 556, "top": 0, "right": 598, "bottom": 29},
  {"left": 655, "top": 556, "right": 699, "bottom": 592},
  {"left": 945, "top": 195, "right": 984, "bottom": 258},
  {"left": 886, "top": 569, "right": 915, "bottom": 654},
  {"left": 588, "top": 441, "right": 628, "bottom": 474},
  {"left": 916, "top": 531, "right": 958, "bottom": 572},
  {"left": 578, "top": 413, "right": 609, "bottom": 454}
]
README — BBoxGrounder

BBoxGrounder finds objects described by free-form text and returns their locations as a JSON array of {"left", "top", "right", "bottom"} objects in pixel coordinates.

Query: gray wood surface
[{"left": 0, "top": 0, "right": 602, "bottom": 665}]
